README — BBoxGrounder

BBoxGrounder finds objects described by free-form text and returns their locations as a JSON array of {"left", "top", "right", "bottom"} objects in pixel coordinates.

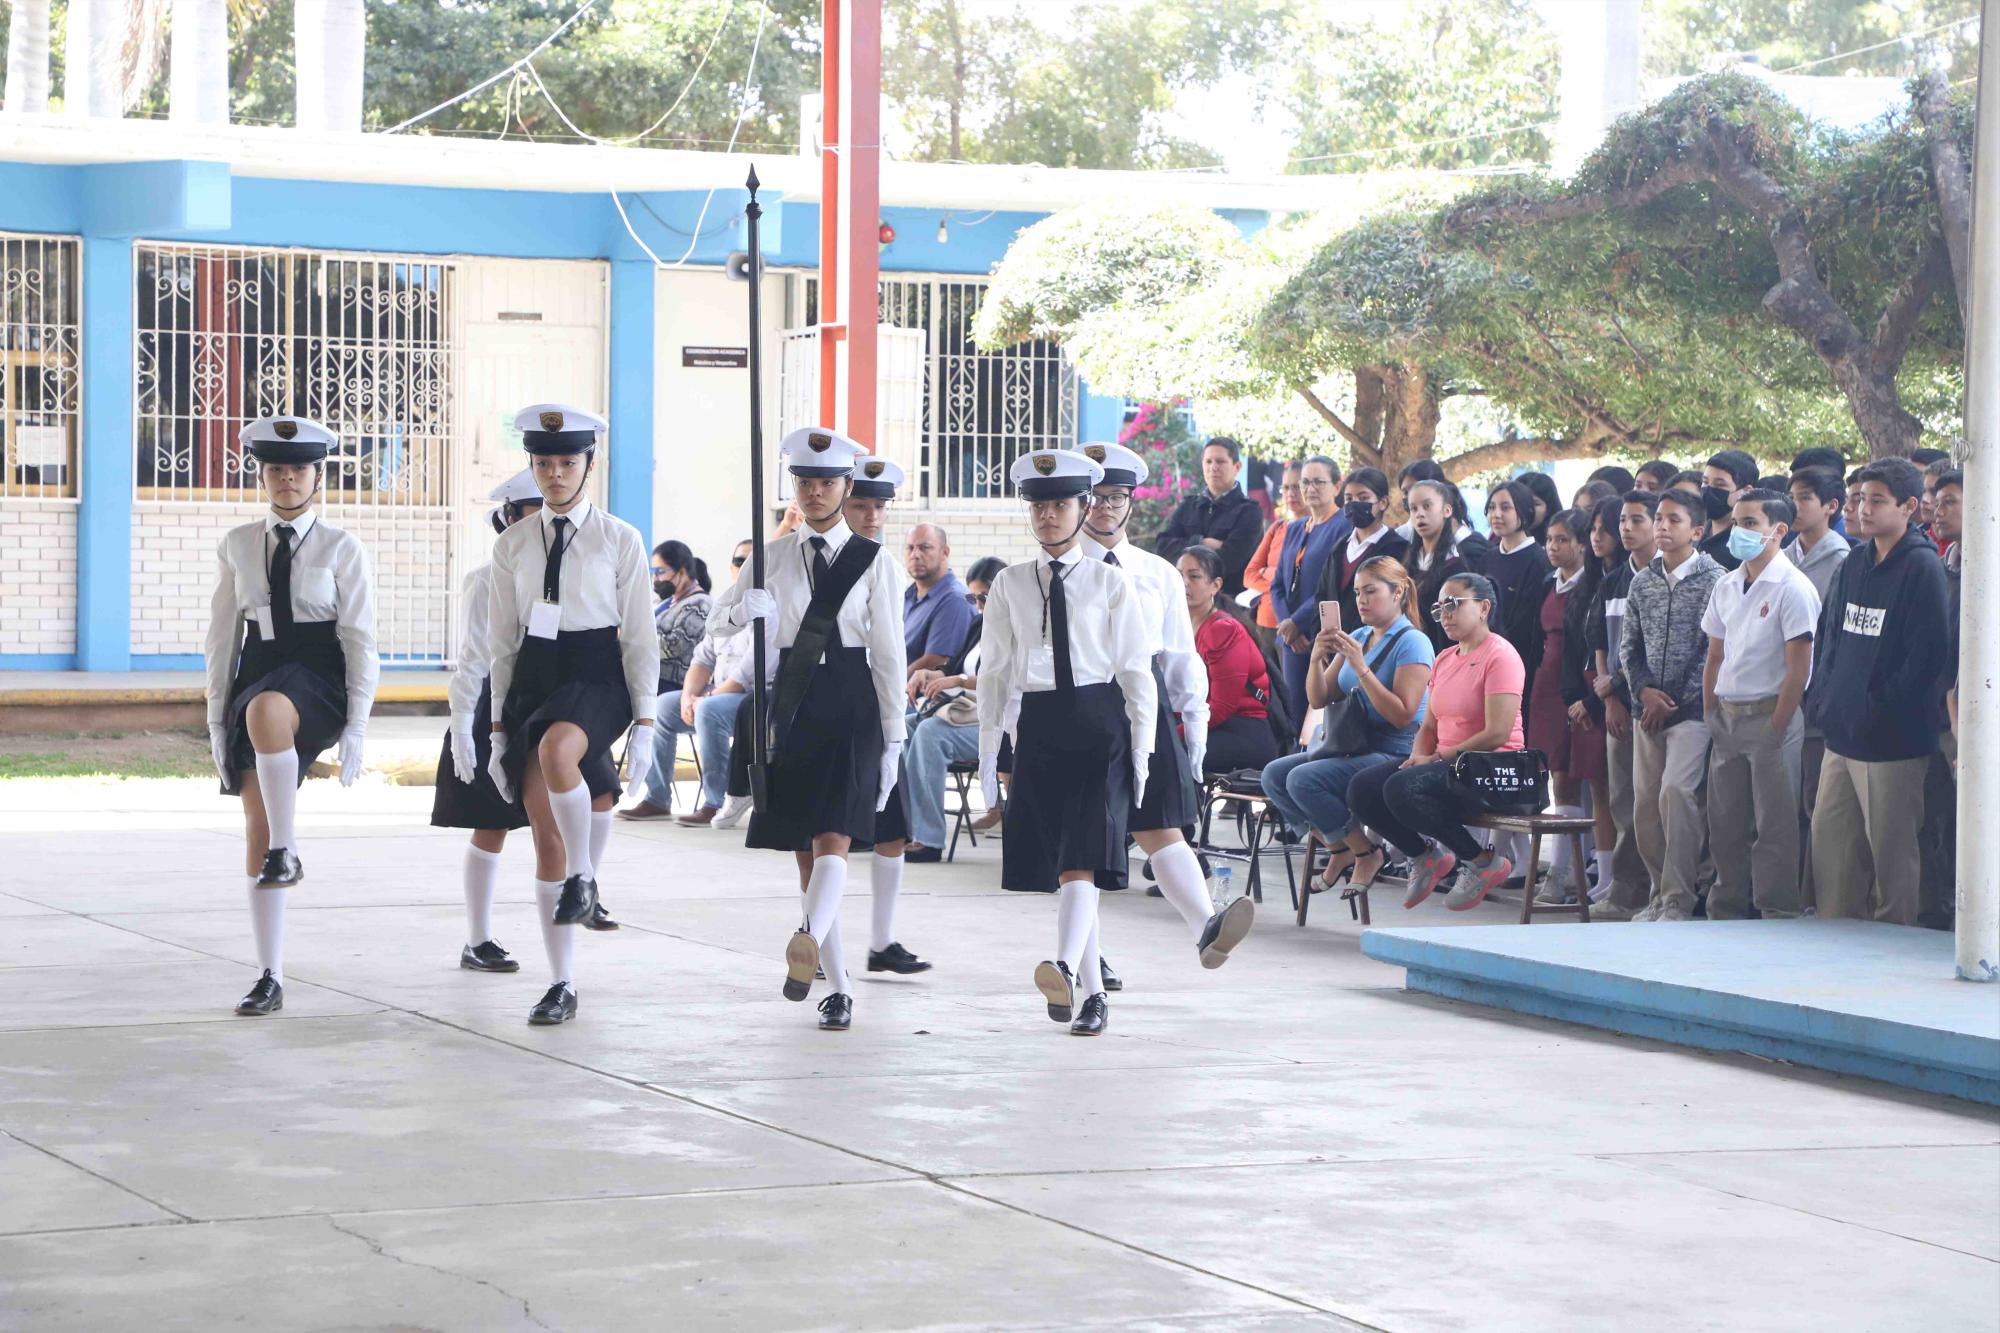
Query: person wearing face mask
[
  {"left": 617, "top": 541, "right": 714, "bottom": 824},
  {"left": 1313, "top": 466, "right": 1408, "bottom": 637},
  {"left": 1697, "top": 450, "right": 1759, "bottom": 571}
]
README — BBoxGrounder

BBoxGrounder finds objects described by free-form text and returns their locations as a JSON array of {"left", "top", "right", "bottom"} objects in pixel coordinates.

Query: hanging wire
[{"left": 380, "top": 0, "right": 601, "bottom": 135}]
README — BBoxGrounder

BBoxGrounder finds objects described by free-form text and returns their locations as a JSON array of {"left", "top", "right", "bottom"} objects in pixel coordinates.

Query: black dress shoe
[
  {"left": 905, "top": 845, "right": 943, "bottom": 864},
  {"left": 460, "top": 940, "right": 519, "bottom": 973},
  {"left": 1197, "top": 895, "right": 1256, "bottom": 969},
  {"left": 867, "top": 942, "right": 932, "bottom": 975},
  {"left": 552, "top": 874, "right": 598, "bottom": 925},
  {"left": 1100, "top": 956, "right": 1122, "bottom": 992},
  {"left": 1145, "top": 884, "right": 1163, "bottom": 897},
  {"left": 256, "top": 848, "right": 303, "bottom": 886},
  {"left": 784, "top": 929, "right": 819, "bottom": 1001},
  {"left": 817, "top": 993, "right": 853, "bottom": 1030},
  {"left": 1034, "top": 959, "right": 1075, "bottom": 1023},
  {"left": 583, "top": 900, "right": 619, "bottom": 931},
  {"left": 528, "top": 982, "right": 578, "bottom": 1025},
  {"left": 1070, "top": 992, "right": 1108, "bottom": 1036},
  {"left": 235, "top": 969, "right": 283, "bottom": 1015}
]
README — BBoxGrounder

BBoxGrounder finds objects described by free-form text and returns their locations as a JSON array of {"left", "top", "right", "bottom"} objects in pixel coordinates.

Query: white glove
[
  {"left": 1184, "top": 716, "right": 1208, "bottom": 779},
  {"left": 738, "top": 588, "right": 777, "bottom": 626},
  {"left": 488, "top": 732, "right": 514, "bottom": 803},
  {"left": 209, "top": 722, "right": 231, "bottom": 784},
  {"left": 876, "top": 742, "right": 902, "bottom": 812},
  {"left": 624, "top": 722, "right": 655, "bottom": 791},
  {"left": 979, "top": 751, "right": 1000, "bottom": 810},
  {"left": 338, "top": 724, "right": 367, "bottom": 787},
  {"left": 1132, "top": 749, "right": 1151, "bottom": 809},
  {"left": 449, "top": 721, "right": 477, "bottom": 786}
]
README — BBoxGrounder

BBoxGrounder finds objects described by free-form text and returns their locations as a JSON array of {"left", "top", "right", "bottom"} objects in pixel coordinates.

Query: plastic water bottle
[{"left": 1214, "top": 862, "right": 1234, "bottom": 904}]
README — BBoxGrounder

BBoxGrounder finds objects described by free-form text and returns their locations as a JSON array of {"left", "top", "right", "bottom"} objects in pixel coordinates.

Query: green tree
[{"left": 1642, "top": 0, "right": 1980, "bottom": 81}]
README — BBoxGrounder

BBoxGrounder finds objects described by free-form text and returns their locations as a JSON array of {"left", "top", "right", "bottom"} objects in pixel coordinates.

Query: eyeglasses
[
  {"left": 1093, "top": 491, "right": 1133, "bottom": 511},
  {"left": 651, "top": 567, "right": 671, "bottom": 579},
  {"left": 1429, "top": 597, "right": 1477, "bottom": 618},
  {"left": 730, "top": 555, "right": 748, "bottom": 568},
  {"left": 965, "top": 592, "right": 988, "bottom": 608},
  {"left": 1299, "top": 476, "right": 1333, "bottom": 489}
]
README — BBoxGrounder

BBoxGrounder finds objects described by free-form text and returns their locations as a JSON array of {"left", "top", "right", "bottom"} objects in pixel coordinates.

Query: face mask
[
  {"left": 1726, "top": 527, "right": 1770, "bottom": 562},
  {"left": 1343, "top": 500, "right": 1378, "bottom": 529},
  {"left": 653, "top": 578, "right": 675, "bottom": 599},
  {"left": 1702, "top": 486, "right": 1733, "bottom": 520}
]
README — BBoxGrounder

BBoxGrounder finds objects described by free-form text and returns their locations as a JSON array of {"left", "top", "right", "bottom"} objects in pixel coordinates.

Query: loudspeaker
[{"left": 726, "top": 251, "right": 763, "bottom": 283}]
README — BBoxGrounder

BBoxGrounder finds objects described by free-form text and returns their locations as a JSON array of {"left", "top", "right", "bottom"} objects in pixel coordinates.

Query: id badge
[
  {"left": 1025, "top": 644, "right": 1057, "bottom": 690},
  {"left": 250, "top": 606, "right": 275, "bottom": 640},
  {"left": 528, "top": 600, "right": 561, "bottom": 640}
]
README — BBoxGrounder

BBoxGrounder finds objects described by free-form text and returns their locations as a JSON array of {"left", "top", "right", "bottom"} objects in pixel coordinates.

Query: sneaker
[
  {"left": 1630, "top": 898, "right": 1665, "bottom": 923},
  {"left": 1446, "top": 854, "right": 1512, "bottom": 911},
  {"left": 1585, "top": 900, "right": 1632, "bottom": 922},
  {"left": 1656, "top": 900, "right": 1695, "bottom": 923},
  {"left": 1534, "top": 868, "right": 1581, "bottom": 906},
  {"left": 712, "top": 794, "right": 753, "bottom": 829},
  {"left": 1403, "top": 842, "right": 1458, "bottom": 909}
]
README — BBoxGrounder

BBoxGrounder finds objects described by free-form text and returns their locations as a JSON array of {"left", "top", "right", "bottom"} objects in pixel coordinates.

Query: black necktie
[
  {"left": 1048, "top": 560, "right": 1076, "bottom": 695},
  {"left": 1103, "top": 549, "right": 1120, "bottom": 567},
  {"left": 809, "top": 535, "right": 831, "bottom": 588},
  {"left": 544, "top": 516, "right": 570, "bottom": 603},
  {"left": 270, "top": 525, "right": 295, "bottom": 639}
]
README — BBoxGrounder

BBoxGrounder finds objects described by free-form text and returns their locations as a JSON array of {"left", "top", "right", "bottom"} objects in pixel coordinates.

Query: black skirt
[
  {"left": 498, "top": 626, "right": 633, "bottom": 803},
  {"left": 748, "top": 645, "right": 884, "bottom": 851},
  {"left": 854, "top": 766, "right": 912, "bottom": 852},
  {"left": 1130, "top": 658, "right": 1201, "bottom": 832},
  {"left": 220, "top": 620, "right": 348, "bottom": 797},
  {"left": 430, "top": 679, "right": 529, "bottom": 831},
  {"left": 1002, "top": 683, "right": 1133, "bottom": 892}
]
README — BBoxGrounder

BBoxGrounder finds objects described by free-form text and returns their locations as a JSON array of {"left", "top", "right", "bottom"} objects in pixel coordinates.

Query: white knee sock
[
  {"left": 254, "top": 749, "right": 300, "bottom": 851},
  {"left": 589, "top": 810, "right": 613, "bottom": 877},
  {"left": 546, "top": 782, "right": 594, "bottom": 879},
  {"left": 248, "top": 879, "right": 286, "bottom": 983},
  {"left": 1590, "top": 850, "right": 1614, "bottom": 902},
  {"left": 1078, "top": 915, "right": 1104, "bottom": 996},
  {"left": 535, "top": 880, "right": 574, "bottom": 986},
  {"left": 802, "top": 854, "right": 848, "bottom": 942},
  {"left": 870, "top": 854, "right": 904, "bottom": 952},
  {"left": 1150, "top": 841, "right": 1214, "bottom": 937},
  {"left": 463, "top": 844, "right": 500, "bottom": 945},
  {"left": 1548, "top": 807, "right": 1584, "bottom": 878},
  {"left": 1055, "top": 880, "right": 1099, "bottom": 974},
  {"left": 822, "top": 916, "right": 851, "bottom": 995}
]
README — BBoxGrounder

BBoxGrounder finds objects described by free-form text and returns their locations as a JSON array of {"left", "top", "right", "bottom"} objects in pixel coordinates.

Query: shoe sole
[
  {"left": 783, "top": 931, "right": 819, "bottom": 1001},
  {"left": 1034, "top": 960, "right": 1073, "bottom": 1023},
  {"left": 233, "top": 1000, "right": 282, "bottom": 1016},
  {"left": 819, "top": 1015, "right": 852, "bottom": 1031},
  {"left": 460, "top": 958, "right": 521, "bottom": 972},
  {"left": 1069, "top": 1022, "right": 1104, "bottom": 1037},
  {"left": 1447, "top": 868, "right": 1509, "bottom": 912},
  {"left": 1199, "top": 895, "right": 1256, "bottom": 969},
  {"left": 582, "top": 919, "right": 620, "bottom": 932},
  {"left": 527, "top": 1006, "right": 576, "bottom": 1026}
]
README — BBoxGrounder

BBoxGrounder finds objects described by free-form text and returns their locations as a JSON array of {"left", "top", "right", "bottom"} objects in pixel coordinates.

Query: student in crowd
[
  {"left": 1263, "top": 555, "right": 1432, "bottom": 888},
  {"left": 1588, "top": 465, "right": 1636, "bottom": 497},
  {"left": 1635, "top": 459, "right": 1679, "bottom": 492},
  {"left": 664, "top": 540, "right": 757, "bottom": 829},
  {"left": 1178, "top": 546, "right": 1277, "bottom": 774},
  {"left": 1517, "top": 472, "right": 1562, "bottom": 544},
  {"left": 1269, "top": 455, "right": 1351, "bottom": 727},
  {"left": 1571, "top": 479, "right": 1619, "bottom": 514},
  {"left": 1395, "top": 458, "right": 1449, "bottom": 529},
  {"left": 1528, "top": 509, "right": 1597, "bottom": 903},
  {"left": 1842, "top": 468, "right": 1867, "bottom": 535},
  {"left": 1476, "top": 480, "right": 1553, "bottom": 706},
  {"left": 1912, "top": 447, "right": 1953, "bottom": 532},
  {"left": 1620, "top": 486, "right": 1725, "bottom": 922},
  {"left": 1783, "top": 467, "right": 1853, "bottom": 600},
  {"left": 1314, "top": 465, "right": 1407, "bottom": 638},
  {"left": 1791, "top": 447, "right": 1851, "bottom": 535},
  {"left": 1922, "top": 468, "right": 1964, "bottom": 924},
  {"left": 903, "top": 556, "right": 1006, "bottom": 861},
  {"left": 1756, "top": 474, "right": 1790, "bottom": 495},
  {"left": 1701, "top": 489, "right": 1818, "bottom": 920},
  {"left": 1151, "top": 436, "right": 1265, "bottom": 593},
  {"left": 619, "top": 540, "right": 712, "bottom": 821},
  {"left": 1588, "top": 489, "right": 1660, "bottom": 920},
  {"left": 1806, "top": 458, "right": 1953, "bottom": 926},
  {"left": 1407, "top": 479, "right": 1484, "bottom": 654},
  {"left": 1559, "top": 497, "right": 1625, "bottom": 900},
  {"left": 1924, "top": 459, "right": 1959, "bottom": 551},
  {"left": 1242, "top": 461, "right": 1305, "bottom": 657},
  {"left": 1698, "top": 450, "right": 1760, "bottom": 571},
  {"left": 1346, "top": 572, "right": 1529, "bottom": 911},
  {"left": 901, "top": 521, "right": 975, "bottom": 678}
]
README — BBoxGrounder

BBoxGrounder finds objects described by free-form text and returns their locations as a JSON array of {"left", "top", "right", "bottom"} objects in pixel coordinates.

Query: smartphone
[{"left": 1318, "top": 599, "right": 1342, "bottom": 633}]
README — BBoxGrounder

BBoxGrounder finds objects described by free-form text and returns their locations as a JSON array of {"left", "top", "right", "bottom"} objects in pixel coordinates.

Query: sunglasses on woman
[
  {"left": 965, "top": 592, "right": 988, "bottom": 608},
  {"left": 730, "top": 555, "right": 748, "bottom": 568},
  {"left": 1429, "top": 596, "right": 1478, "bottom": 618}
]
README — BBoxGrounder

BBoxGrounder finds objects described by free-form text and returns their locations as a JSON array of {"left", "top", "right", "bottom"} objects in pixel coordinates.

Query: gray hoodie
[{"left": 1621, "top": 550, "right": 1725, "bottom": 728}]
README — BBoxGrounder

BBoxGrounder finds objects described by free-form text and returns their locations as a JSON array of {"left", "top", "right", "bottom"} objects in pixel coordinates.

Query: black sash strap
[{"left": 768, "top": 534, "right": 880, "bottom": 748}]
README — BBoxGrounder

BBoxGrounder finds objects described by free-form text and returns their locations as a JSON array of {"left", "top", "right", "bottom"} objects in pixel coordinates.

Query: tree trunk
[
  {"left": 1375, "top": 362, "right": 1440, "bottom": 491},
  {"left": 5, "top": 0, "right": 51, "bottom": 112},
  {"left": 1350, "top": 364, "right": 1387, "bottom": 469},
  {"left": 1915, "top": 71, "right": 1972, "bottom": 326}
]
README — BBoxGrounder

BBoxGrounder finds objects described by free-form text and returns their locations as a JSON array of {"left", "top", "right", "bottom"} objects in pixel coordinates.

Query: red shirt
[{"left": 1195, "top": 609, "right": 1269, "bottom": 724}]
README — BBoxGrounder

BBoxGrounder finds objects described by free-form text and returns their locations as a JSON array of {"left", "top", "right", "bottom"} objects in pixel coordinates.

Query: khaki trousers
[
  {"left": 1811, "top": 751, "right": 1930, "bottom": 926},
  {"left": 1632, "top": 718, "right": 1711, "bottom": 916},
  {"left": 1706, "top": 698, "right": 1803, "bottom": 920},
  {"left": 1604, "top": 728, "right": 1652, "bottom": 911}
]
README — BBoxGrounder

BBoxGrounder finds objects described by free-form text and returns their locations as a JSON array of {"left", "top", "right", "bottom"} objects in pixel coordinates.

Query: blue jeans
[
  {"left": 905, "top": 712, "right": 980, "bottom": 848},
  {"left": 1260, "top": 746, "right": 1409, "bottom": 841},
  {"left": 643, "top": 689, "right": 747, "bottom": 810}
]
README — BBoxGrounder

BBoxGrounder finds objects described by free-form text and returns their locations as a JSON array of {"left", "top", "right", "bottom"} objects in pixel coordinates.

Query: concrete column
[
  {"left": 836, "top": 0, "right": 881, "bottom": 447},
  {"left": 607, "top": 259, "right": 656, "bottom": 542},
  {"left": 295, "top": 0, "right": 366, "bottom": 132},
  {"left": 169, "top": 0, "right": 230, "bottom": 125},
  {"left": 1552, "top": 0, "right": 1639, "bottom": 178},
  {"left": 63, "top": 0, "right": 124, "bottom": 118},
  {"left": 4, "top": 0, "right": 52, "bottom": 113},
  {"left": 77, "top": 235, "right": 134, "bottom": 670}
]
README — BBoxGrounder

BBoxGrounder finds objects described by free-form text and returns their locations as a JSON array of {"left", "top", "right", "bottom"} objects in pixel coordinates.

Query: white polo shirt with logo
[{"left": 1700, "top": 553, "right": 1822, "bottom": 702}]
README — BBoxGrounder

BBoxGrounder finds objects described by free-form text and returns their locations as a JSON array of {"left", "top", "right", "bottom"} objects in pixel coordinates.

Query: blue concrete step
[{"left": 1361, "top": 919, "right": 2000, "bottom": 1107}]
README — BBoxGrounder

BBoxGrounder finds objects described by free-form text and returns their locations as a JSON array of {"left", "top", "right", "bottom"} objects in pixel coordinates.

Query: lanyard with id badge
[
  {"left": 1027, "top": 563, "right": 1065, "bottom": 689},
  {"left": 530, "top": 515, "right": 575, "bottom": 640}
]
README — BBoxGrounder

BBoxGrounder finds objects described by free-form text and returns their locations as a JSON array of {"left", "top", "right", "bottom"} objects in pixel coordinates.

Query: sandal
[
  {"left": 1313, "top": 846, "right": 1358, "bottom": 894},
  {"left": 1342, "top": 843, "right": 1389, "bottom": 900}
]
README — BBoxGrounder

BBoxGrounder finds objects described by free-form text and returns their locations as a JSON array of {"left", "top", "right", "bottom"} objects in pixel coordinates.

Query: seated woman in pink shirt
[{"left": 1344, "top": 571, "right": 1529, "bottom": 912}]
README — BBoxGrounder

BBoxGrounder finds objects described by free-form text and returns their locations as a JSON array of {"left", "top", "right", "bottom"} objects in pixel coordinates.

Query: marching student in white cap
[
  {"left": 204, "top": 416, "right": 378, "bottom": 1016},
  {"left": 978, "top": 448, "right": 1155, "bottom": 1037},
  {"left": 840, "top": 454, "right": 932, "bottom": 978},
  {"left": 1071, "top": 440, "right": 1251, "bottom": 1000},
  {"left": 708, "top": 426, "right": 906, "bottom": 1031},
  {"left": 485, "top": 404, "right": 655, "bottom": 1027}
]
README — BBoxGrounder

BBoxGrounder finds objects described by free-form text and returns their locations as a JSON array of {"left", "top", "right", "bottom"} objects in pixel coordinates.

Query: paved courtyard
[{"left": 1, "top": 773, "right": 1995, "bottom": 1331}]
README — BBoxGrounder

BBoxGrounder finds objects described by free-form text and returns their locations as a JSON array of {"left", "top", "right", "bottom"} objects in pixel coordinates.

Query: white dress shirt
[
  {"left": 709, "top": 517, "right": 907, "bottom": 746},
  {"left": 204, "top": 508, "right": 379, "bottom": 727},
  {"left": 1082, "top": 533, "right": 1210, "bottom": 732},
  {"left": 1700, "top": 554, "right": 1820, "bottom": 702},
  {"left": 485, "top": 500, "right": 658, "bottom": 724},
  {"left": 448, "top": 563, "right": 493, "bottom": 726},
  {"left": 977, "top": 544, "right": 1157, "bottom": 762}
]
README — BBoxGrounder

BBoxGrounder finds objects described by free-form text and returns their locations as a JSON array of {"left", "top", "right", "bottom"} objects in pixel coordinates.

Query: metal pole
[
  {"left": 745, "top": 166, "right": 771, "bottom": 804},
  {"left": 817, "top": 0, "right": 842, "bottom": 426},
  {"left": 1957, "top": 0, "right": 1999, "bottom": 982},
  {"left": 840, "top": 0, "right": 882, "bottom": 446}
]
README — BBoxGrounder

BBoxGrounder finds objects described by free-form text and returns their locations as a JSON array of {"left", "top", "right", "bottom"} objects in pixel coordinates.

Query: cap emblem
[
  {"left": 808, "top": 431, "right": 833, "bottom": 452},
  {"left": 864, "top": 460, "right": 886, "bottom": 478},
  {"left": 1032, "top": 454, "right": 1057, "bottom": 476},
  {"left": 539, "top": 410, "right": 564, "bottom": 432},
  {"left": 1083, "top": 445, "right": 1105, "bottom": 462},
  {"left": 273, "top": 420, "right": 298, "bottom": 440}
]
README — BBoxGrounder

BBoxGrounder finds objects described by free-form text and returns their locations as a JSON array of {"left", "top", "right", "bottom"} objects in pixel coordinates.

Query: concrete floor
[{"left": 1, "top": 774, "right": 1995, "bottom": 1331}]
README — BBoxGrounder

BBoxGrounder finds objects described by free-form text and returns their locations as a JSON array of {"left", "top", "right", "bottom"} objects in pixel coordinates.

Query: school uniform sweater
[
  {"left": 1620, "top": 551, "right": 1724, "bottom": 729},
  {"left": 1804, "top": 525, "right": 1953, "bottom": 762}
]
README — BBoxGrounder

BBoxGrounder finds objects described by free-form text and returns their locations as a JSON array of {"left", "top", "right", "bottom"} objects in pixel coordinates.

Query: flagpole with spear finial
[{"left": 744, "top": 165, "right": 770, "bottom": 808}]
